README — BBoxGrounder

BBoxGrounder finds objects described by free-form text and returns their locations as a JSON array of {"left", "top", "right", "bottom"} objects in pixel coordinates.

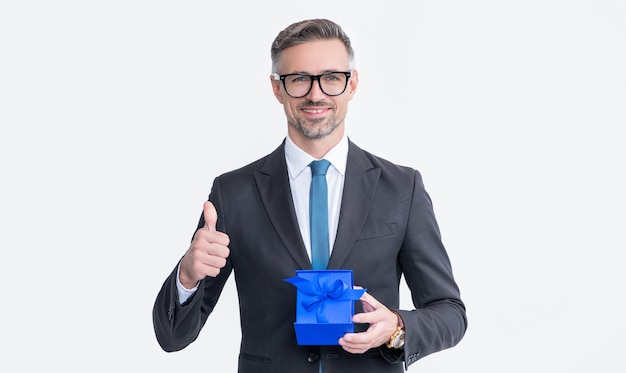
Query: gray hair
[{"left": 271, "top": 19, "right": 355, "bottom": 73}]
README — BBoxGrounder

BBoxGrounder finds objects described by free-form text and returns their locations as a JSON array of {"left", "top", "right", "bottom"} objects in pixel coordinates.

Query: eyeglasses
[{"left": 272, "top": 71, "right": 353, "bottom": 98}]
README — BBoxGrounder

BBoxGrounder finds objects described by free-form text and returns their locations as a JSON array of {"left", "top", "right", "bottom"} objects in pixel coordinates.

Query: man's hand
[
  {"left": 179, "top": 201, "right": 230, "bottom": 289},
  {"left": 339, "top": 291, "right": 399, "bottom": 354}
]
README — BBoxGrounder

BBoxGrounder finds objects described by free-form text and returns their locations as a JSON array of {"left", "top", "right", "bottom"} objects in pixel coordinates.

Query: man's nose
[{"left": 305, "top": 78, "right": 327, "bottom": 101}]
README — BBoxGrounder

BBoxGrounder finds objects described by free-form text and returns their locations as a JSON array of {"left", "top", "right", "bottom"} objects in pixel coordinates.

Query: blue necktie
[{"left": 309, "top": 160, "right": 331, "bottom": 270}]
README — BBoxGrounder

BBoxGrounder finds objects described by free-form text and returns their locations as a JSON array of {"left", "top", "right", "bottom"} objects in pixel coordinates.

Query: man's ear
[
  {"left": 270, "top": 75, "right": 284, "bottom": 104},
  {"left": 347, "top": 69, "right": 359, "bottom": 97}
]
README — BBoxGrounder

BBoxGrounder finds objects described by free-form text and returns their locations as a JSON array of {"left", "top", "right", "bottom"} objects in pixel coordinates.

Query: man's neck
[{"left": 287, "top": 126, "right": 345, "bottom": 159}]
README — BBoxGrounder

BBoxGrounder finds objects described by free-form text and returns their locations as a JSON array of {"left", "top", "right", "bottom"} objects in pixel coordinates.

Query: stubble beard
[{"left": 289, "top": 102, "right": 342, "bottom": 140}]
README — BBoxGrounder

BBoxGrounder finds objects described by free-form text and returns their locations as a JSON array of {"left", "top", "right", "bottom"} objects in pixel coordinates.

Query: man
[{"left": 153, "top": 18, "right": 467, "bottom": 372}]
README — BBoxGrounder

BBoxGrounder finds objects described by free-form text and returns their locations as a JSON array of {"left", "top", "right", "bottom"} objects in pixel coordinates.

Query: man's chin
[
  {"left": 303, "top": 126, "right": 335, "bottom": 140},
  {"left": 289, "top": 114, "right": 342, "bottom": 139}
]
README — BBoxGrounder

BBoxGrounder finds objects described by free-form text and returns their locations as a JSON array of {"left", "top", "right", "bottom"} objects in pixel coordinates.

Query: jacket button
[{"left": 307, "top": 353, "right": 319, "bottom": 363}]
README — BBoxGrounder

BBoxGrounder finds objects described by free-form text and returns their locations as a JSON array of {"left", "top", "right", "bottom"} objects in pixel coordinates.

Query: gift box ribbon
[{"left": 284, "top": 274, "right": 366, "bottom": 323}]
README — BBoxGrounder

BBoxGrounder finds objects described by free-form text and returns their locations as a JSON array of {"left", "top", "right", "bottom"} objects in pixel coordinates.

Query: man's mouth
[{"left": 302, "top": 108, "right": 326, "bottom": 114}]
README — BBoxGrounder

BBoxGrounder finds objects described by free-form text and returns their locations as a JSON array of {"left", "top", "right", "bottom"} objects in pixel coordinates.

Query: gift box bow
[{"left": 284, "top": 274, "right": 366, "bottom": 323}]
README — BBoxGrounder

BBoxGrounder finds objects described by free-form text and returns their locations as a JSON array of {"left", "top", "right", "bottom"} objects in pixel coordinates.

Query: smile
[{"left": 302, "top": 108, "right": 326, "bottom": 114}]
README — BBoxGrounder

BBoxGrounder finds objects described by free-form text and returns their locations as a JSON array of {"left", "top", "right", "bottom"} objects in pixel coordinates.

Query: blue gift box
[{"left": 284, "top": 270, "right": 366, "bottom": 345}]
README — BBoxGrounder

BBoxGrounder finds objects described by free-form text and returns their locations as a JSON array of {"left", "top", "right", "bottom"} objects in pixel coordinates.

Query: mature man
[{"left": 153, "top": 18, "right": 467, "bottom": 372}]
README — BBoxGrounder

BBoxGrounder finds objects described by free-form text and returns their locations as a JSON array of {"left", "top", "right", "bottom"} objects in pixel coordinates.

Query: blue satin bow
[{"left": 284, "top": 274, "right": 366, "bottom": 323}]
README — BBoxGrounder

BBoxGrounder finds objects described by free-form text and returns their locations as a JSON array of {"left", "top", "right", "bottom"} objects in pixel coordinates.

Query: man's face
[{"left": 271, "top": 39, "right": 358, "bottom": 142}]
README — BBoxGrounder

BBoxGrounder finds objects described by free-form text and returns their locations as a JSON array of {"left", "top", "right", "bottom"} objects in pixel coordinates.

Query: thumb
[
  {"left": 203, "top": 201, "right": 218, "bottom": 231},
  {"left": 359, "top": 291, "right": 381, "bottom": 313}
]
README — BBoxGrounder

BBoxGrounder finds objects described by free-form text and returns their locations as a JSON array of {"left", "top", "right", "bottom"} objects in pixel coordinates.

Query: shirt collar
[{"left": 285, "top": 134, "right": 348, "bottom": 180}]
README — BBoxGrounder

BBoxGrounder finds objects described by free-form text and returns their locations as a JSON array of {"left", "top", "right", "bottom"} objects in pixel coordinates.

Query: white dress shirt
[
  {"left": 176, "top": 135, "right": 348, "bottom": 304},
  {"left": 284, "top": 134, "right": 347, "bottom": 262}
]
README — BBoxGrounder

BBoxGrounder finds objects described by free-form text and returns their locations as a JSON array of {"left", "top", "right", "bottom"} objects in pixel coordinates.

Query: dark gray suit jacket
[{"left": 153, "top": 140, "right": 467, "bottom": 372}]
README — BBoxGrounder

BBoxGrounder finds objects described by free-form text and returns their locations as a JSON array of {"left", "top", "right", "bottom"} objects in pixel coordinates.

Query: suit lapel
[
  {"left": 254, "top": 142, "right": 312, "bottom": 270},
  {"left": 328, "top": 141, "right": 380, "bottom": 269}
]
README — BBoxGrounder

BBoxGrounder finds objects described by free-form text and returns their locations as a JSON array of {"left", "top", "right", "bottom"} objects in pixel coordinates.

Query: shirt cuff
[{"left": 176, "top": 262, "right": 199, "bottom": 304}]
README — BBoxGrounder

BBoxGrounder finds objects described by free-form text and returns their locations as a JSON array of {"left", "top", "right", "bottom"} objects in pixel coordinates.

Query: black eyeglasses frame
[{"left": 272, "top": 71, "right": 353, "bottom": 98}]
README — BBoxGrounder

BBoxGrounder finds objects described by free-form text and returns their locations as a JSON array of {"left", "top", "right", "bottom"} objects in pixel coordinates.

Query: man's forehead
[{"left": 278, "top": 40, "right": 350, "bottom": 73}]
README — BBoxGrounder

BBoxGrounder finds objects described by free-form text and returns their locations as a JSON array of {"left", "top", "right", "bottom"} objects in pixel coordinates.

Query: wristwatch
[{"left": 386, "top": 311, "right": 405, "bottom": 349}]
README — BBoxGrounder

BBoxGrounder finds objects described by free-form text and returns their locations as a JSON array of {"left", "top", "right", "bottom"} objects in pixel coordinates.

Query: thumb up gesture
[{"left": 179, "top": 201, "right": 231, "bottom": 289}]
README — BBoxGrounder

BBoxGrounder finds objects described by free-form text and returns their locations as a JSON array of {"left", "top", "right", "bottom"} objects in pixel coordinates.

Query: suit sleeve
[
  {"left": 152, "top": 178, "right": 233, "bottom": 352},
  {"left": 381, "top": 170, "right": 467, "bottom": 368}
]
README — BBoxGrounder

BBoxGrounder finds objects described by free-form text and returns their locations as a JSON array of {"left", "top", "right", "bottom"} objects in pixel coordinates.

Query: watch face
[
  {"left": 394, "top": 331, "right": 405, "bottom": 348},
  {"left": 388, "top": 329, "right": 405, "bottom": 349}
]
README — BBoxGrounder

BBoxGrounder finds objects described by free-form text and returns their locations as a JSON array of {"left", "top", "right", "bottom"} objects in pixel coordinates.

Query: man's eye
[
  {"left": 291, "top": 76, "right": 310, "bottom": 83},
  {"left": 323, "top": 74, "right": 344, "bottom": 82}
]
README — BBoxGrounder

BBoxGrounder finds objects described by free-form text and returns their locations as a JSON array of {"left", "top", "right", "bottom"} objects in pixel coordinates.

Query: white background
[{"left": 2, "top": 1, "right": 625, "bottom": 372}]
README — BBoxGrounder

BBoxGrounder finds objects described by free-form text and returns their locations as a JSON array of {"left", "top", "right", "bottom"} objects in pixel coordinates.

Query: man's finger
[
  {"left": 360, "top": 291, "right": 382, "bottom": 308},
  {"left": 357, "top": 291, "right": 385, "bottom": 314},
  {"left": 203, "top": 201, "right": 218, "bottom": 231}
]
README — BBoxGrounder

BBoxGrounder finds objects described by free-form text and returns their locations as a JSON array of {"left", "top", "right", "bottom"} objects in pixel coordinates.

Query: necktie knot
[{"left": 310, "top": 159, "right": 331, "bottom": 176}]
